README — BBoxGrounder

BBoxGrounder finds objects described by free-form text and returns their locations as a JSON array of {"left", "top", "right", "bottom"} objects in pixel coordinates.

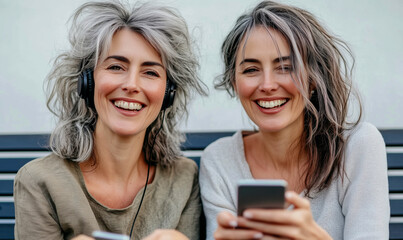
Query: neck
[
  {"left": 248, "top": 117, "right": 306, "bottom": 171},
  {"left": 262, "top": 133, "right": 301, "bottom": 167},
  {"left": 85, "top": 122, "right": 148, "bottom": 183}
]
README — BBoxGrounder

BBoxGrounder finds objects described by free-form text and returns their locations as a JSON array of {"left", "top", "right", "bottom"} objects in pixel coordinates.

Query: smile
[
  {"left": 114, "top": 100, "right": 143, "bottom": 111},
  {"left": 256, "top": 99, "right": 287, "bottom": 109}
]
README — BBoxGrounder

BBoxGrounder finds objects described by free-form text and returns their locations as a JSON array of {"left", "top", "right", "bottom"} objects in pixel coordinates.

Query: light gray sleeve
[
  {"left": 340, "top": 123, "right": 390, "bottom": 239},
  {"left": 199, "top": 144, "right": 237, "bottom": 240},
  {"left": 14, "top": 166, "right": 64, "bottom": 240}
]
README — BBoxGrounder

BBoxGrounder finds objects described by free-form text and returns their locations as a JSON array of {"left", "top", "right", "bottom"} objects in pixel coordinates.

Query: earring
[{"left": 310, "top": 89, "right": 316, "bottom": 99}]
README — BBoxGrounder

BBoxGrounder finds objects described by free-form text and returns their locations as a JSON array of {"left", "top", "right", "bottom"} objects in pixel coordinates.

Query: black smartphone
[
  {"left": 92, "top": 231, "right": 130, "bottom": 240},
  {"left": 237, "top": 179, "right": 287, "bottom": 216}
]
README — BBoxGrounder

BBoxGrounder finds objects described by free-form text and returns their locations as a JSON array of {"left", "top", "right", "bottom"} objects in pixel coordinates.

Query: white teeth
[
  {"left": 257, "top": 99, "right": 287, "bottom": 109},
  {"left": 114, "top": 100, "right": 142, "bottom": 111}
]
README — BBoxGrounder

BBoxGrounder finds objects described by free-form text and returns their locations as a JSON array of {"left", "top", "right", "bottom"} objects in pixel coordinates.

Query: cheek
[
  {"left": 235, "top": 77, "right": 257, "bottom": 99},
  {"left": 286, "top": 82, "right": 300, "bottom": 96},
  {"left": 94, "top": 78, "right": 117, "bottom": 104},
  {"left": 96, "top": 81, "right": 114, "bottom": 96},
  {"left": 287, "top": 84, "right": 305, "bottom": 111},
  {"left": 146, "top": 82, "right": 167, "bottom": 105}
]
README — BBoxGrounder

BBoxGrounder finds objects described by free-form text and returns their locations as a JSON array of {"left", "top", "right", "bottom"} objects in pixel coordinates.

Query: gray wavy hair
[
  {"left": 216, "top": 0, "right": 362, "bottom": 195},
  {"left": 46, "top": 0, "right": 207, "bottom": 167}
]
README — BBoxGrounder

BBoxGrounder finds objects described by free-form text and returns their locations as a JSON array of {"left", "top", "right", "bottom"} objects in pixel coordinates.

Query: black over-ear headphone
[
  {"left": 77, "top": 69, "right": 95, "bottom": 108},
  {"left": 77, "top": 69, "right": 176, "bottom": 110}
]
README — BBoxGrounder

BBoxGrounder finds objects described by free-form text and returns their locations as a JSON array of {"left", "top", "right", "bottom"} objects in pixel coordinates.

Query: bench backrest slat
[
  {"left": 0, "top": 135, "right": 49, "bottom": 151},
  {"left": 0, "top": 158, "right": 35, "bottom": 173},
  {"left": 387, "top": 153, "right": 403, "bottom": 169}
]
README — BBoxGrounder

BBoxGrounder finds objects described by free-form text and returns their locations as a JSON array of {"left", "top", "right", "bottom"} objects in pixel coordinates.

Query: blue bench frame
[{"left": 1, "top": 130, "right": 403, "bottom": 239}]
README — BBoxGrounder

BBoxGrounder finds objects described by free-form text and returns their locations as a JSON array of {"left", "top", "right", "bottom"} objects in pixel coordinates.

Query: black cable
[{"left": 129, "top": 109, "right": 166, "bottom": 238}]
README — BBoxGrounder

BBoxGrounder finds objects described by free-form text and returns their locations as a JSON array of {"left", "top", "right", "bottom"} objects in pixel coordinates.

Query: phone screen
[
  {"left": 237, "top": 179, "right": 287, "bottom": 216},
  {"left": 92, "top": 231, "right": 130, "bottom": 240}
]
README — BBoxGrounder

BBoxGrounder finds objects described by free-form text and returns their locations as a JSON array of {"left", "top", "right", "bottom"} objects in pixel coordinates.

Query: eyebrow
[
  {"left": 105, "top": 55, "right": 164, "bottom": 68},
  {"left": 105, "top": 55, "right": 130, "bottom": 63},
  {"left": 239, "top": 58, "right": 260, "bottom": 66},
  {"left": 239, "top": 56, "right": 291, "bottom": 66},
  {"left": 273, "top": 56, "right": 291, "bottom": 63},
  {"left": 142, "top": 61, "right": 164, "bottom": 69}
]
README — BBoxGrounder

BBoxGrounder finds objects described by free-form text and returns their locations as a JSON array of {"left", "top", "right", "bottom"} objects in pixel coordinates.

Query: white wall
[{"left": 1, "top": 0, "right": 402, "bottom": 134}]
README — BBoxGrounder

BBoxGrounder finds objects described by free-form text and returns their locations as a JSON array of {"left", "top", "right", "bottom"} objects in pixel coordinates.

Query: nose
[
  {"left": 121, "top": 71, "right": 140, "bottom": 93},
  {"left": 258, "top": 71, "right": 278, "bottom": 92}
]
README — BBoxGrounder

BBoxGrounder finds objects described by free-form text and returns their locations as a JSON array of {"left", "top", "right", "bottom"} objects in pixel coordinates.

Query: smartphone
[
  {"left": 237, "top": 179, "right": 287, "bottom": 216},
  {"left": 92, "top": 231, "right": 130, "bottom": 240}
]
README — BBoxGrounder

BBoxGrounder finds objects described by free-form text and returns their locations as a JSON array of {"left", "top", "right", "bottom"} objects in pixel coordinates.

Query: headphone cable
[{"left": 129, "top": 109, "right": 166, "bottom": 238}]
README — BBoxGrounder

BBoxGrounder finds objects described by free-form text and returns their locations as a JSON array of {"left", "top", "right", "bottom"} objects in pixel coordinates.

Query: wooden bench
[{"left": 1, "top": 131, "right": 402, "bottom": 239}]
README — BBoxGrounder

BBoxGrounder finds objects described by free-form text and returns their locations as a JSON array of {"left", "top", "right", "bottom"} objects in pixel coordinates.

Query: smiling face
[
  {"left": 234, "top": 26, "right": 306, "bottom": 134},
  {"left": 93, "top": 28, "right": 167, "bottom": 138}
]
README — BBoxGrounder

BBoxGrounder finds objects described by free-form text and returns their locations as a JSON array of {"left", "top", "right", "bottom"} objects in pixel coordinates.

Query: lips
[
  {"left": 113, "top": 100, "right": 144, "bottom": 111},
  {"left": 256, "top": 99, "right": 288, "bottom": 109}
]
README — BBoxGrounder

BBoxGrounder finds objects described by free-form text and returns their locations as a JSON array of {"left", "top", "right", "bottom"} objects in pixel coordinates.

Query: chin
[
  {"left": 111, "top": 125, "right": 145, "bottom": 137},
  {"left": 259, "top": 127, "right": 284, "bottom": 133},
  {"left": 257, "top": 122, "right": 287, "bottom": 133}
]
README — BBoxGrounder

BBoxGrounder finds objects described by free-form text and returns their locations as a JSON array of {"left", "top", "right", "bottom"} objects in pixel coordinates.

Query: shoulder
[
  {"left": 203, "top": 131, "right": 241, "bottom": 155},
  {"left": 15, "top": 154, "right": 75, "bottom": 185},
  {"left": 171, "top": 157, "right": 198, "bottom": 174},
  {"left": 18, "top": 153, "right": 71, "bottom": 173},
  {"left": 347, "top": 122, "right": 383, "bottom": 142},
  {"left": 159, "top": 157, "right": 199, "bottom": 182},
  {"left": 155, "top": 157, "right": 199, "bottom": 201},
  {"left": 199, "top": 131, "right": 247, "bottom": 179},
  {"left": 343, "top": 122, "right": 386, "bottom": 171},
  {"left": 345, "top": 122, "right": 385, "bottom": 153},
  {"left": 201, "top": 131, "right": 243, "bottom": 167}
]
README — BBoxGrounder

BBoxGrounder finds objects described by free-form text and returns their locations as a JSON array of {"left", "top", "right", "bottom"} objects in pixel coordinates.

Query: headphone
[{"left": 77, "top": 69, "right": 176, "bottom": 110}]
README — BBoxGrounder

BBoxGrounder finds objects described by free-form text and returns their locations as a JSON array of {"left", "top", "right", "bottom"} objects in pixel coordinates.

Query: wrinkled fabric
[
  {"left": 200, "top": 122, "right": 389, "bottom": 240},
  {"left": 14, "top": 154, "right": 201, "bottom": 240}
]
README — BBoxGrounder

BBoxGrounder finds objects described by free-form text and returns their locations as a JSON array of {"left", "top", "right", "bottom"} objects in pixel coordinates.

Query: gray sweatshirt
[{"left": 200, "top": 122, "right": 389, "bottom": 239}]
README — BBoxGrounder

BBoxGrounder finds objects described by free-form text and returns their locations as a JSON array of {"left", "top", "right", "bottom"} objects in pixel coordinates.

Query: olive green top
[{"left": 14, "top": 154, "right": 201, "bottom": 240}]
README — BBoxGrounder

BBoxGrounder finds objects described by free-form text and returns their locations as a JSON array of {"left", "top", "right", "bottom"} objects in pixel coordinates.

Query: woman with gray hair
[
  {"left": 14, "top": 1, "right": 206, "bottom": 239},
  {"left": 200, "top": 1, "right": 389, "bottom": 239}
]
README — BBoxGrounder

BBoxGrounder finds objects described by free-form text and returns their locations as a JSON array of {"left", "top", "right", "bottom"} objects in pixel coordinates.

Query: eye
[
  {"left": 242, "top": 68, "right": 258, "bottom": 74},
  {"left": 276, "top": 65, "right": 293, "bottom": 73},
  {"left": 106, "top": 65, "right": 123, "bottom": 71},
  {"left": 145, "top": 71, "right": 159, "bottom": 77}
]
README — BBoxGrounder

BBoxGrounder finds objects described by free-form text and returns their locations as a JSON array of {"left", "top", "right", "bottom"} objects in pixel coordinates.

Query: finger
[
  {"left": 143, "top": 229, "right": 163, "bottom": 240},
  {"left": 143, "top": 229, "right": 188, "bottom": 240},
  {"left": 214, "top": 227, "right": 264, "bottom": 240},
  {"left": 242, "top": 208, "right": 293, "bottom": 225},
  {"left": 217, "top": 211, "right": 238, "bottom": 228},
  {"left": 243, "top": 207, "right": 315, "bottom": 228},
  {"left": 237, "top": 217, "right": 298, "bottom": 238},
  {"left": 71, "top": 235, "right": 95, "bottom": 240},
  {"left": 285, "top": 191, "right": 310, "bottom": 209},
  {"left": 261, "top": 235, "right": 290, "bottom": 240}
]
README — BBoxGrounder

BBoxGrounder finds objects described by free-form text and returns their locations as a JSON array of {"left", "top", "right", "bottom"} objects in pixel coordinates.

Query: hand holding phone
[{"left": 237, "top": 179, "right": 287, "bottom": 216}]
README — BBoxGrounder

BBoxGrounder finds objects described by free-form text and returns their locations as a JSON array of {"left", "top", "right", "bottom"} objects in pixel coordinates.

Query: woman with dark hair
[
  {"left": 14, "top": 1, "right": 206, "bottom": 239},
  {"left": 200, "top": 1, "right": 389, "bottom": 239}
]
